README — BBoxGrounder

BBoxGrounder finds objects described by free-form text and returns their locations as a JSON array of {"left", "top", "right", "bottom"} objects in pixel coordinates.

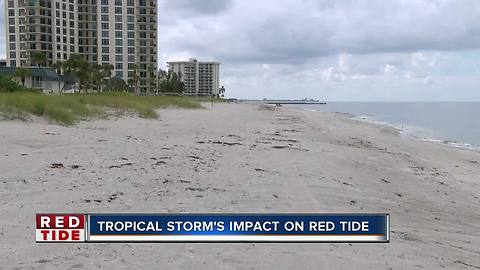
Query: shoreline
[
  {"left": 1, "top": 103, "right": 480, "bottom": 269},
  {"left": 289, "top": 104, "right": 480, "bottom": 152}
]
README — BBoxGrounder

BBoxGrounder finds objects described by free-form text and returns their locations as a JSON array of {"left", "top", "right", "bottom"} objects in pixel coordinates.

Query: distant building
[
  {"left": 168, "top": 59, "right": 220, "bottom": 96},
  {"left": 0, "top": 59, "right": 6, "bottom": 67},
  {"left": 0, "top": 67, "right": 77, "bottom": 94},
  {"left": 4, "top": 0, "right": 157, "bottom": 93}
]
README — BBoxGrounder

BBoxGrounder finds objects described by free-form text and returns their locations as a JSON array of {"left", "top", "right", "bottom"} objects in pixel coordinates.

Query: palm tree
[
  {"left": 91, "top": 65, "right": 103, "bottom": 92},
  {"left": 101, "top": 64, "right": 114, "bottom": 80},
  {"left": 147, "top": 65, "right": 157, "bottom": 95},
  {"left": 131, "top": 64, "right": 140, "bottom": 95},
  {"left": 64, "top": 54, "right": 91, "bottom": 93},
  {"left": 31, "top": 52, "right": 48, "bottom": 67},
  {"left": 52, "top": 61, "right": 64, "bottom": 74},
  {"left": 14, "top": 68, "right": 31, "bottom": 88},
  {"left": 219, "top": 86, "right": 226, "bottom": 98},
  {"left": 159, "top": 70, "right": 184, "bottom": 94}
]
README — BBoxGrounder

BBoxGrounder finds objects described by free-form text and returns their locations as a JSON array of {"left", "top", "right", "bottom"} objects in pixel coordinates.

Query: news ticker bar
[{"left": 36, "top": 213, "right": 390, "bottom": 243}]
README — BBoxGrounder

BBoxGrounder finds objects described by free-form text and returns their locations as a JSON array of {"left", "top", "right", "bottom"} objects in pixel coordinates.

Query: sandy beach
[{"left": 1, "top": 103, "right": 480, "bottom": 269}]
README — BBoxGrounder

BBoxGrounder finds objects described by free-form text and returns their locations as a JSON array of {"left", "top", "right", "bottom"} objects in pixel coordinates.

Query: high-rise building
[
  {"left": 167, "top": 59, "right": 220, "bottom": 96},
  {"left": 4, "top": 0, "right": 157, "bottom": 93}
]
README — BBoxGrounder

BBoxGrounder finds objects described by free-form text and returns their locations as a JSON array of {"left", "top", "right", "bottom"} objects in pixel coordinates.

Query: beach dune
[{"left": 1, "top": 103, "right": 479, "bottom": 269}]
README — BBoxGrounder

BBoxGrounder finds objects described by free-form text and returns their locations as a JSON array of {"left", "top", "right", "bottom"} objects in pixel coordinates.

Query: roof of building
[
  {"left": 167, "top": 60, "right": 221, "bottom": 65},
  {"left": 0, "top": 67, "right": 77, "bottom": 82}
]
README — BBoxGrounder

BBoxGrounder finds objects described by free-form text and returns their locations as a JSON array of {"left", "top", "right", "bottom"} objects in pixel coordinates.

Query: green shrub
[
  {"left": 0, "top": 92, "right": 202, "bottom": 125},
  {"left": 0, "top": 76, "right": 24, "bottom": 92}
]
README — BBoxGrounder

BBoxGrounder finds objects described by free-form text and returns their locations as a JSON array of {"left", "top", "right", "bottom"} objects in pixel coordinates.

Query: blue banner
[{"left": 87, "top": 214, "right": 389, "bottom": 243}]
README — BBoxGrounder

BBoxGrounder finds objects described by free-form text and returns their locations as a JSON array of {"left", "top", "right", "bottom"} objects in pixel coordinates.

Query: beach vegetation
[
  {"left": 0, "top": 92, "right": 202, "bottom": 125},
  {"left": 0, "top": 76, "right": 25, "bottom": 92},
  {"left": 159, "top": 70, "right": 185, "bottom": 94}
]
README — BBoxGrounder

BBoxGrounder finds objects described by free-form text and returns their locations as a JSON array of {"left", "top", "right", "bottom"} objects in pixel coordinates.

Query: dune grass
[{"left": 0, "top": 92, "right": 203, "bottom": 125}]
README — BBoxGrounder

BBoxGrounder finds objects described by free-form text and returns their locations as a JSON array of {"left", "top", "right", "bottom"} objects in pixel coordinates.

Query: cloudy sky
[{"left": 2, "top": 0, "right": 480, "bottom": 101}]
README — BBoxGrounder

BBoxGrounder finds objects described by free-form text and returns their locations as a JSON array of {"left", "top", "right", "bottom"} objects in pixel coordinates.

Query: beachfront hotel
[
  {"left": 168, "top": 59, "right": 221, "bottom": 96},
  {"left": 4, "top": 0, "right": 158, "bottom": 93}
]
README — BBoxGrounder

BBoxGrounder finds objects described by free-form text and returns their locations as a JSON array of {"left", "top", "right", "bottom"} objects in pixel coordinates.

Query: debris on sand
[
  {"left": 108, "top": 192, "right": 124, "bottom": 202},
  {"left": 265, "top": 137, "right": 299, "bottom": 143},
  {"left": 211, "top": 141, "right": 243, "bottom": 146},
  {"left": 109, "top": 162, "right": 133, "bottom": 169},
  {"left": 50, "top": 163, "right": 64, "bottom": 168},
  {"left": 185, "top": 187, "right": 209, "bottom": 192}
]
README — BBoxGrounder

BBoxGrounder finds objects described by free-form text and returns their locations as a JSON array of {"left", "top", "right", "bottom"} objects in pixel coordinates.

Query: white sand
[{"left": 1, "top": 103, "right": 479, "bottom": 269}]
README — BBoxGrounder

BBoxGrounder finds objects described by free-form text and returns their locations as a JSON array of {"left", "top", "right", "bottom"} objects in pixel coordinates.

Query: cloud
[
  {"left": 159, "top": 0, "right": 480, "bottom": 65},
  {"left": 160, "top": 0, "right": 233, "bottom": 16},
  {"left": 1, "top": 0, "right": 479, "bottom": 100}
]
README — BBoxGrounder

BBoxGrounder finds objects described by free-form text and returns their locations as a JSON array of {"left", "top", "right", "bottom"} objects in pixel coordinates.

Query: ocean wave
[
  {"left": 295, "top": 105, "right": 479, "bottom": 152},
  {"left": 352, "top": 115, "right": 480, "bottom": 151}
]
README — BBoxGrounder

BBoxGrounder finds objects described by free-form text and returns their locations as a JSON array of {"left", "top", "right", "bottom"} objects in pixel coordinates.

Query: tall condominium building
[
  {"left": 167, "top": 59, "right": 220, "bottom": 96},
  {"left": 4, "top": 0, "right": 157, "bottom": 92}
]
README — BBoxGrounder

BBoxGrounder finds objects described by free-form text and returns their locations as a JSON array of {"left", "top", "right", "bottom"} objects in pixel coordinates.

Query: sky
[{"left": 2, "top": 0, "right": 480, "bottom": 101}]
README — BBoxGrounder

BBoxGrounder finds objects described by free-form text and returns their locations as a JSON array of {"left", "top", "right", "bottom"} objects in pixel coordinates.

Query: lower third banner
[{"left": 37, "top": 213, "right": 390, "bottom": 243}]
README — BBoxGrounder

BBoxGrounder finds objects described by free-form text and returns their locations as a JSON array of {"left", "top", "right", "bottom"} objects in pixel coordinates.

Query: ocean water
[{"left": 288, "top": 102, "right": 480, "bottom": 149}]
